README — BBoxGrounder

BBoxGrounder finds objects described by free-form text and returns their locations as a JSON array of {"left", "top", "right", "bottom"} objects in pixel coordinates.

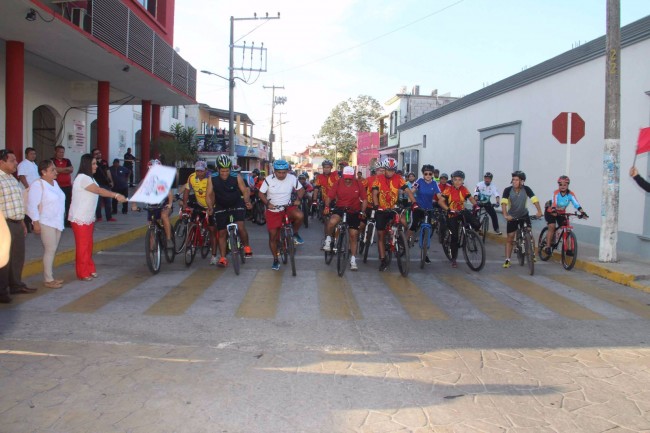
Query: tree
[
  {"left": 154, "top": 123, "right": 197, "bottom": 166},
  {"left": 317, "top": 95, "right": 382, "bottom": 164}
]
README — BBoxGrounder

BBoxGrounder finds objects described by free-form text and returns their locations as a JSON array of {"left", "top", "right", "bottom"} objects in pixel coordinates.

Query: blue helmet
[{"left": 273, "top": 159, "right": 290, "bottom": 170}]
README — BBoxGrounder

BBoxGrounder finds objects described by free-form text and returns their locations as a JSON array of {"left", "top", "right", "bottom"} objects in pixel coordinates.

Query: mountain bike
[
  {"left": 538, "top": 211, "right": 585, "bottom": 270},
  {"left": 252, "top": 195, "right": 266, "bottom": 226},
  {"left": 441, "top": 209, "right": 485, "bottom": 271},
  {"left": 359, "top": 209, "right": 377, "bottom": 264},
  {"left": 184, "top": 210, "right": 211, "bottom": 267},
  {"left": 218, "top": 207, "right": 246, "bottom": 275},
  {"left": 275, "top": 205, "right": 297, "bottom": 276},
  {"left": 172, "top": 206, "right": 192, "bottom": 254},
  {"left": 476, "top": 202, "right": 498, "bottom": 242},
  {"left": 511, "top": 215, "right": 540, "bottom": 275},
  {"left": 144, "top": 204, "right": 174, "bottom": 274},
  {"left": 300, "top": 195, "right": 311, "bottom": 228},
  {"left": 381, "top": 208, "right": 410, "bottom": 277},
  {"left": 415, "top": 208, "right": 437, "bottom": 269},
  {"left": 323, "top": 208, "right": 354, "bottom": 277}
]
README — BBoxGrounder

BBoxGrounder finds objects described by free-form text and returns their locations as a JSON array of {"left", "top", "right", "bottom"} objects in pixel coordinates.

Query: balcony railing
[
  {"left": 52, "top": 0, "right": 196, "bottom": 100},
  {"left": 379, "top": 133, "right": 388, "bottom": 149}
]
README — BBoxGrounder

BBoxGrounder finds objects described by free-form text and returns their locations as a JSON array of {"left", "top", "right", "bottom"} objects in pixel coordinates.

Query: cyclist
[
  {"left": 500, "top": 170, "right": 543, "bottom": 268},
  {"left": 182, "top": 160, "right": 218, "bottom": 264},
  {"left": 314, "top": 160, "right": 339, "bottom": 235},
  {"left": 433, "top": 169, "right": 441, "bottom": 183},
  {"left": 371, "top": 157, "right": 416, "bottom": 271},
  {"left": 206, "top": 155, "right": 253, "bottom": 268},
  {"left": 298, "top": 173, "right": 314, "bottom": 201},
  {"left": 322, "top": 166, "right": 367, "bottom": 271},
  {"left": 543, "top": 175, "right": 589, "bottom": 256},
  {"left": 359, "top": 165, "right": 384, "bottom": 235},
  {"left": 409, "top": 164, "right": 442, "bottom": 264},
  {"left": 474, "top": 172, "right": 502, "bottom": 235},
  {"left": 254, "top": 170, "right": 266, "bottom": 191},
  {"left": 437, "top": 170, "right": 479, "bottom": 268},
  {"left": 438, "top": 173, "right": 450, "bottom": 193},
  {"left": 259, "top": 160, "right": 305, "bottom": 271}
]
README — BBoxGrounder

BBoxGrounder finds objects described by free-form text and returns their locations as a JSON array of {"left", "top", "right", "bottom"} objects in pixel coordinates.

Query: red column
[
  {"left": 141, "top": 100, "right": 151, "bottom": 177},
  {"left": 152, "top": 104, "right": 161, "bottom": 145},
  {"left": 97, "top": 81, "right": 110, "bottom": 157},
  {"left": 5, "top": 41, "right": 24, "bottom": 160}
]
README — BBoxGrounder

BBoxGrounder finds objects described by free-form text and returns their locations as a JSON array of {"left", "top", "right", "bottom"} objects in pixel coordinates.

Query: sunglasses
[
  {"left": 423, "top": 172, "right": 433, "bottom": 176},
  {"left": 558, "top": 182, "right": 569, "bottom": 186}
]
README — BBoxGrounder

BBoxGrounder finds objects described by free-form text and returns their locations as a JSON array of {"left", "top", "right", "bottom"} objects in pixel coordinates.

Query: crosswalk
[{"left": 4, "top": 263, "right": 650, "bottom": 321}]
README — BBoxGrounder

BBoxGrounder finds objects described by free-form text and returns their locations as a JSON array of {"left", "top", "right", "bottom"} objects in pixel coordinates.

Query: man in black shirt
[
  {"left": 110, "top": 159, "right": 130, "bottom": 214},
  {"left": 630, "top": 166, "right": 650, "bottom": 192},
  {"left": 92, "top": 148, "right": 114, "bottom": 221},
  {"left": 123, "top": 147, "right": 138, "bottom": 186}
]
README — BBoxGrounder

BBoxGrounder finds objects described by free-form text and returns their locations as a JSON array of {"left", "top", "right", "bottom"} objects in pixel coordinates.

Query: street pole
[
  {"left": 263, "top": 85, "right": 285, "bottom": 163},
  {"left": 599, "top": 0, "right": 621, "bottom": 262},
  {"left": 228, "top": 16, "right": 235, "bottom": 160}
]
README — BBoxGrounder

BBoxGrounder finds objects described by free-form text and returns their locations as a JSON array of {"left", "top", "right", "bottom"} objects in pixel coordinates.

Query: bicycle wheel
[
  {"left": 302, "top": 200, "right": 309, "bottom": 228},
  {"left": 280, "top": 230, "right": 289, "bottom": 265},
  {"left": 524, "top": 230, "right": 535, "bottom": 275},
  {"left": 184, "top": 224, "right": 197, "bottom": 267},
  {"left": 336, "top": 229, "right": 349, "bottom": 277},
  {"left": 173, "top": 219, "right": 187, "bottom": 254},
  {"left": 516, "top": 232, "right": 525, "bottom": 266},
  {"left": 419, "top": 226, "right": 431, "bottom": 269},
  {"left": 441, "top": 229, "right": 453, "bottom": 261},
  {"left": 384, "top": 236, "right": 393, "bottom": 266},
  {"left": 538, "top": 227, "right": 552, "bottom": 261},
  {"left": 396, "top": 229, "right": 410, "bottom": 277},
  {"left": 229, "top": 229, "right": 240, "bottom": 275},
  {"left": 163, "top": 230, "right": 175, "bottom": 263},
  {"left": 480, "top": 215, "right": 489, "bottom": 242},
  {"left": 254, "top": 201, "right": 266, "bottom": 225},
  {"left": 462, "top": 229, "right": 485, "bottom": 272},
  {"left": 145, "top": 227, "right": 161, "bottom": 274},
  {"left": 362, "top": 222, "right": 374, "bottom": 263},
  {"left": 287, "top": 228, "right": 296, "bottom": 276},
  {"left": 561, "top": 231, "right": 578, "bottom": 270}
]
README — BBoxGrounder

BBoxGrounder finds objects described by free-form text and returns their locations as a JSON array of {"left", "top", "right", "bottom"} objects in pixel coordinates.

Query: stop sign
[{"left": 552, "top": 112, "right": 585, "bottom": 144}]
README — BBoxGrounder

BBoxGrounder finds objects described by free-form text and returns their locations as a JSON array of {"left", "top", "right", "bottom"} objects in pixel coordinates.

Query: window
[
  {"left": 402, "top": 149, "right": 419, "bottom": 175},
  {"left": 389, "top": 111, "right": 398, "bottom": 136},
  {"left": 423, "top": 134, "right": 427, "bottom": 149},
  {"left": 172, "top": 106, "right": 179, "bottom": 119},
  {"left": 136, "top": 0, "right": 157, "bottom": 16}
]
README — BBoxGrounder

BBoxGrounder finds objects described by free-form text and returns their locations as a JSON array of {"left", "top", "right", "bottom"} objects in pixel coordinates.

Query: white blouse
[
  {"left": 27, "top": 179, "right": 66, "bottom": 231},
  {"left": 68, "top": 174, "right": 99, "bottom": 225}
]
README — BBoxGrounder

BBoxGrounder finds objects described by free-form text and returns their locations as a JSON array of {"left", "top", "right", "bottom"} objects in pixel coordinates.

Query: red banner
[{"left": 637, "top": 127, "right": 650, "bottom": 155}]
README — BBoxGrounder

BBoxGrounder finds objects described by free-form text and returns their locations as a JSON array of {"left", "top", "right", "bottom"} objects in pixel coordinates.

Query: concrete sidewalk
[{"left": 22, "top": 209, "right": 650, "bottom": 292}]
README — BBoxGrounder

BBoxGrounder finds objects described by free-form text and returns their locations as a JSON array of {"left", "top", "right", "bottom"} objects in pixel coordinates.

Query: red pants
[{"left": 71, "top": 222, "right": 96, "bottom": 279}]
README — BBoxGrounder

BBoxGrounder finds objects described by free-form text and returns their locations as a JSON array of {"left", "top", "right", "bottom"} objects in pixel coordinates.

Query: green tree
[
  {"left": 154, "top": 123, "right": 197, "bottom": 166},
  {"left": 317, "top": 95, "right": 382, "bottom": 164}
]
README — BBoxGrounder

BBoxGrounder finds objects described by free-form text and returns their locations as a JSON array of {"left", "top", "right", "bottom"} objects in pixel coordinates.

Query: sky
[{"left": 173, "top": 0, "right": 649, "bottom": 157}]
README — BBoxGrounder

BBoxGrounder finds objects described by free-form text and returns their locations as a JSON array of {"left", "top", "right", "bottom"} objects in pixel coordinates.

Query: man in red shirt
[
  {"left": 323, "top": 166, "right": 367, "bottom": 270},
  {"left": 51, "top": 145, "right": 73, "bottom": 227},
  {"left": 314, "top": 159, "right": 339, "bottom": 235}
]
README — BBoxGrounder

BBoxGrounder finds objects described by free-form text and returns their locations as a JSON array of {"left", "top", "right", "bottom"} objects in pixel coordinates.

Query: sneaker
[
  {"left": 451, "top": 260, "right": 458, "bottom": 268},
  {"left": 218, "top": 257, "right": 228, "bottom": 268},
  {"left": 495, "top": 231, "right": 503, "bottom": 235},
  {"left": 350, "top": 256, "right": 358, "bottom": 271},
  {"left": 424, "top": 255, "right": 431, "bottom": 264},
  {"left": 503, "top": 259, "right": 511, "bottom": 268},
  {"left": 293, "top": 234, "right": 304, "bottom": 245},
  {"left": 210, "top": 255, "right": 218, "bottom": 266},
  {"left": 379, "top": 257, "right": 388, "bottom": 272},
  {"left": 322, "top": 236, "right": 332, "bottom": 252},
  {"left": 96, "top": 217, "right": 103, "bottom": 222},
  {"left": 271, "top": 259, "right": 280, "bottom": 271},
  {"left": 244, "top": 246, "right": 253, "bottom": 257}
]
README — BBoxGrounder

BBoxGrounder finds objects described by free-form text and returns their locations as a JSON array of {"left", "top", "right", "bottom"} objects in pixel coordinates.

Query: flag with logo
[{"left": 130, "top": 164, "right": 176, "bottom": 204}]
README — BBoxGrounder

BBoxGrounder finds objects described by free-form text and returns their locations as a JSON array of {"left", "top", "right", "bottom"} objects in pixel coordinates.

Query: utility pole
[
  {"left": 599, "top": 0, "right": 620, "bottom": 262},
  {"left": 263, "top": 85, "right": 285, "bottom": 163},
  {"left": 278, "top": 112, "right": 287, "bottom": 160}
]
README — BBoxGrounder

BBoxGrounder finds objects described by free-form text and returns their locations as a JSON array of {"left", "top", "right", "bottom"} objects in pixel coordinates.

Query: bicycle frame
[{"left": 275, "top": 205, "right": 297, "bottom": 276}]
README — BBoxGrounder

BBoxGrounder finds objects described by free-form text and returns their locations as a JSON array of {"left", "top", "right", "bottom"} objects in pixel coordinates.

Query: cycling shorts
[
  {"left": 265, "top": 205, "right": 299, "bottom": 231},
  {"left": 544, "top": 209, "right": 567, "bottom": 227},
  {"left": 213, "top": 208, "right": 245, "bottom": 230},
  {"left": 506, "top": 215, "right": 531, "bottom": 234},
  {"left": 332, "top": 208, "right": 361, "bottom": 230},
  {"left": 375, "top": 209, "right": 398, "bottom": 231}
]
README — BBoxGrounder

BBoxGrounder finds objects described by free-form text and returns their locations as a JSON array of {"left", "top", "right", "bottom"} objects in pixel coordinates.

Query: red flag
[{"left": 638, "top": 127, "right": 650, "bottom": 155}]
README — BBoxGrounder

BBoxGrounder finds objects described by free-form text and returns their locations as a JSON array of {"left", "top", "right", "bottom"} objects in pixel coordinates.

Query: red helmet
[
  {"left": 557, "top": 175, "right": 570, "bottom": 184},
  {"left": 381, "top": 157, "right": 398, "bottom": 170}
]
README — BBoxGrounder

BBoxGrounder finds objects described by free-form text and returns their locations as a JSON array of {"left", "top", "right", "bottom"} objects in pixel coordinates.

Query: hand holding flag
[{"left": 632, "top": 127, "right": 650, "bottom": 167}]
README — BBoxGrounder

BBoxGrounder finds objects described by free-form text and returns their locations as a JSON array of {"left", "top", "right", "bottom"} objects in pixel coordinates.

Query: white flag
[{"left": 130, "top": 165, "right": 176, "bottom": 205}]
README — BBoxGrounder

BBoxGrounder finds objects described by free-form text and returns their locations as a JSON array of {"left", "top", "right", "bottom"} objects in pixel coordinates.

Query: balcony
[{"left": 379, "top": 133, "right": 388, "bottom": 149}]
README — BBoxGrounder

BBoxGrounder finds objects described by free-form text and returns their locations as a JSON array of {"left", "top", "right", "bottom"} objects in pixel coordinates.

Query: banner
[
  {"left": 637, "top": 127, "right": 650, "bottom": 155},
  {"left": 130, "top": 164, "right": 176, "bottom": 204}
]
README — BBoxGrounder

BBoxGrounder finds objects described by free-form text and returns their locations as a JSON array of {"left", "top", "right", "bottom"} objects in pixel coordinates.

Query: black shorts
[
  {"left": 332, "top": 208, "right": 361, "bottom": 230},
  {"left": 147, "top": 204, "right": 172, "bottom": 222},
  {"left": 376, "top": 209, "right": 398, "bottom": 231},
  {"left": 506, "top": 215, "right": 531, "bottom": 234},
  {"left": 213, "top": 207, "right": 246, "bottom": 230},
  {"left": 544, "top": 209, "right": 567, "bottom": 227}
]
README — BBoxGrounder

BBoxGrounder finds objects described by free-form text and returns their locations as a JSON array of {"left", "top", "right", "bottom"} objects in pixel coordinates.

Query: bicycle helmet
[
  {"left": 148, "top": 159, "right": 161, "bottom": 167},
  {"left": 484, "top": 172, "right": 493, "bottom": 178},
  {"left": 273, "top": 159, "right": 290, "bottom": 170},
  {"left": 440, "top": 173, "right": 449, "bottom": 179},
  {"left": 511, "top": 170, "right": 526, "bottom": 181},
  {"left": 298, "top": 173, "right": 307, "bottom": 180},
  {"left": 216, "top": 155, "right": 232, "bottom": 169},
  {"left": 451, "top": 170, "right": 465, "bottom": 180},
  {"left": 421, "top": 164, "right": 434, "bottom": 173},
  {"left": 557, "top": 175, "right": 570, "bottom": 184},
  {"left": 382, "top": 157, "right": 398, "bottom": 170},
  {"left": 252, "top": 168, "right": 260, "bottom": 176},
  {"left": 322, "top": 159, "right": 333, "bottom": 168}
]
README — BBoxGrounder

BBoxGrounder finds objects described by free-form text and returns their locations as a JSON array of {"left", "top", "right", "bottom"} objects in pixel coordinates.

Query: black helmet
[
  {"left": 451, "top": 170, "right": 465, "bottom": 180},
  {"left": 421, "top": 164, "right": 434, "bottom": 173},
  {"left": 484, "top": 172, "right": 493, "bottom": 178},
  {"left": 511, "top": 170, "right": 526, "bottom": 181},
  {"left": 439, "top": 172, "right": 449, "bottom": 179},
  {"left": 322, "top": 159, "right": 333, "bottom": 168},
  {"left": 252, "top": 168, "right": 260, "bottom": 175}
]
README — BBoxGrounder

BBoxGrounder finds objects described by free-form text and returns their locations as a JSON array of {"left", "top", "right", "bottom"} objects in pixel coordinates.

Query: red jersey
[
  {"left": 328, "top": 179, "right": 365, "bottom": 212},
  {"left": 315, "top": 172, "right": 339, "bottom": 196},
  {"left": 372, "top": 174, "right": 406, "bottom": 209},
  {"left": 362, "top": 176, "right": 375, "bottom": 203},
  {"left": 52, "top": 157, "right": 73, "bottom": 187},
  {"left": 441, "top": 185, "right": 471, "bottom": 212}
]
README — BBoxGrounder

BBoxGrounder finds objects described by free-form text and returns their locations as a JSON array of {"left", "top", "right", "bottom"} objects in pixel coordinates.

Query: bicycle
[
  {"left": 538, "top": 211, "right": 584, "bottom": 270},
  {"left": 415, "top": 208, "right": 437, "bottom": 269},
  {"left": 144, "top": 204, "right": 175, "bottom": 274},
  {"left": 359, "top": 209, "right": 377, "bottom": 264},
  {"left": 510, "top": 215, "right": 540, "bottom": 275},
  {"left": 323, "top": 208, "right": 355, "bottom": 277},
  {"left": 476, "top": 202, "right": 498, "bottom": 242},
  {"left": 172, "top": 206, "right": 192, "bottom": 254},
  {"left": 380, "top": 208, "right": 410, "bottom": 277},
  {"left": 275, "top": 205, "right": 297, "bottom": 276},
  {"left": 252, "top": 194, "right": 266, "bottom": 226},
  {"left": 184, "top": 210, "right": 212, "bottom": 267},
  {"left": 300, "top": 195, "right": 311, "bottom": 228},
  {"left": 217, "top": 207, "right": 246, "bottom": 275},
  {"left": 441, "top": 209, "right": 485, "bottom": 271}
]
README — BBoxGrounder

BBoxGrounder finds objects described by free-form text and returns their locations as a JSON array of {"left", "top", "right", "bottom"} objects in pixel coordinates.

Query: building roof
[
  {"left": 399, "top": 14, "right": 650, "bottom": 132},
  {"left": 199, "top": 103, "right": 254, "bottom": 125}
]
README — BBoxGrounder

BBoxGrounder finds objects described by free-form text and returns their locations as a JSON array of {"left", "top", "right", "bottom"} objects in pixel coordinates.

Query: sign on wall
[{"left": 73, "top": 120, "right": 86, "bottom": 152}]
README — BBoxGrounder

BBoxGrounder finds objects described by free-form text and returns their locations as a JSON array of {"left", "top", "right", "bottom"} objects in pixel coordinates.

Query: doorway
[{"left": 32, "top": 105, "right": 61, "bottom": 159}]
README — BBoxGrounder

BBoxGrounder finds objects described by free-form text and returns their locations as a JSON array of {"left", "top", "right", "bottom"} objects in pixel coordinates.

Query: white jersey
[
  {"left": 259, "top": 173, "right": 302, "bottom": 212},
  {"left": 475, "top": 181, "right": 500, "bottom": 204}
]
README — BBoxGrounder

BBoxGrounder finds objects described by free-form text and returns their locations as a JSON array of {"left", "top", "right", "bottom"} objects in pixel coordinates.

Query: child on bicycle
[
  {"left": 543, "top": 175, "right": 589, "bottom": 256},
  {"left": 409, "top": 164, "right": 441, "bottom": 264}
]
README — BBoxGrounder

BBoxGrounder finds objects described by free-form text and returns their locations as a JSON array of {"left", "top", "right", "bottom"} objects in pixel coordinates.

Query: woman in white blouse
[
  {"left": 27, "top": 160, "right": 66, "bottom": 288},
  {"left": 69, "top": 153, "right": 128, "bottom": 281}
]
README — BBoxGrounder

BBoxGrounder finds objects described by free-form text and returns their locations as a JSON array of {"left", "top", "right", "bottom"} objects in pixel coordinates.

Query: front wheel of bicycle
[
  {"left": 524, "top": 230, "right": 535, "bottom": 275},
  {"left": 287, "top": 228, "right": 296, "bottom": 276},
  {"left": 480, "top": 215, "right": 489, "bottom": 242},
  {"left": 419, "top": 226, "right": 431, "bottom": 269},
  {"left": 516, "top": 232, "right": 525, "bottom": 266},
  {"left": 362, "top": 222, "right": 374, "bottom": 263},
  {"left": 302, "top": 200, "right": 310, "bottom": 229},
  {"left": 254, "top": 202, "right": 266, "bottom": 225},
  {"left": 173, "top": 219, "right": 187, "bottom": 254},
  {"left": 227, "top": 229, "right": 240, "bottom": 275},
  {"left": 184, "top": 225, "right": 197, "bottom": 267},
  {"left": 561, "top": 231, "right": 578, "bottom": 271},
  {"left": 200, "top": 228, "right": 211, "bottom": 258},
  {"left": 145, "top": 226, "right": 161, "bottom": 274},
  {"left": 280, "top": 230, "right": 289, "bottom": 265},
  {"left": 442, "top": 229, "right": 453, "bottom": 261},
  {"left": 336, "top": 228, "right": 349, "bottom": 277},
  {"left": 462, "top": 229, "right": 485, "bottom": 272},
  {"left": 163, "top": 231, "right": 175, "bottom": 264},
  {"left": 396, "top": 229, "right": 410, "bottom": 277},
  {"left": 538, "top": 227, "right": 552, "bottom": 261}
]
